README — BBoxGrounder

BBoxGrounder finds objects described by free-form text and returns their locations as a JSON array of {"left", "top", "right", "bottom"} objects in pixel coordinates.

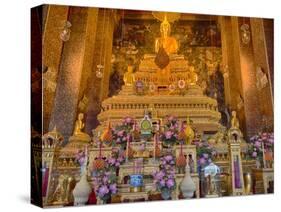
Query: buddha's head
[
  {"left": 127, "top": 65, "right": 133, "bottom": 73},
  {"left": 190, "top": 66, "right": 195, "bottom": 73},
  {"left": 78, "top": 113, "right": 84, "bottom": 120},
  {"left": 160, "top": 16, "right": 171, "bottom": 38}
]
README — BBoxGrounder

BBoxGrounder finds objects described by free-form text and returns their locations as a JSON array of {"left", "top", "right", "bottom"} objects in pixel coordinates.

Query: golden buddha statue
[
  {"left": 123, "top": 65, "right": 135, "bottom": 86},
  {"left": 52, "top": 174, "right": 67, "bottom": 204},
  {"left": 154, "top": 15, "right": 179, "bottom": 84},
  {"left": 188, "top": 66, "right": 198, "bottom": 85},
  {"left": 155, "top": 15, "right": 178, "bottom": 55},
  {"left": 184, "top": 117, "right": 195, "bottom": 144},
  {"left": 73, "top": 113, "right": 90, "bottom": 140},
  {"left": 231, "top": 111, "right": 240, "bottom": 129}
]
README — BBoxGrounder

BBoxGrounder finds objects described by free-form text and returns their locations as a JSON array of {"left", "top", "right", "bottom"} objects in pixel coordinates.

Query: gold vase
[{"left": 243, "top": 172, "right": 252, "bottom": 195}]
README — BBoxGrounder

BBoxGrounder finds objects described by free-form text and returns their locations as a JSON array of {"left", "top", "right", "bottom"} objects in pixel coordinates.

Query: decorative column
[
  {"left": 85, "top": 9, "right": 118, "bottom": 133},
  {"left": 42, "top": 127, "right": 64, "bottom": 206},
  {"left": 49, "top": 7, "right": 99, "bottom": 139},
  {"left": 228, "top": 127, "right": 245, "bottom": 196}
]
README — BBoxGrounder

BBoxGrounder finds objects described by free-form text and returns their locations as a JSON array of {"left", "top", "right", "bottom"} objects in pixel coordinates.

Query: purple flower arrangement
[
  {"left": 247, "top": 132, "right": 274, "bottom": 160},
  {"left": 153, "top": 154, "right": 176, "bottom": 193},
  {"left": 93, "top": 169, "right": 117, "bottom": 202},
  {"left": 122, "top": 117, "right": 135, "bottom": 129},
  {"left": 160, "top": 115, "right": 179, "bottom": 147},
  {"left": 195, "top": 140, "right": 216, "bottom": 168},
  {"left": 105, "top": 147, "right": 125, "bottom": 170},
  {"left": 92, "top": 147, "right": 127, "bottom": 201},
  {"left": 112, "top": 117, "right": 136, "bottom": 148}
]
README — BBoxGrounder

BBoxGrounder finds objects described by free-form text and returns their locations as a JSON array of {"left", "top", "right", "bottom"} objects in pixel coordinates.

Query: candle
[
  {"left": 262, "top": 141, "right": 266, "bottom": 168},
  {"left": 126, "top": 135, "right": 130, "bottom": 161},
  {"left": 154, "top": 134, "right": 156, "bottom": 159},
  {"left": 99, "top": 141, "right": 102, "bottom": 159}
]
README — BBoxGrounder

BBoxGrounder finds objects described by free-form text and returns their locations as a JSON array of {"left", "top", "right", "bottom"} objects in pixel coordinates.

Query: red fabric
[{"left": 88, "top": 191, "right": 97, "bottom": 205}]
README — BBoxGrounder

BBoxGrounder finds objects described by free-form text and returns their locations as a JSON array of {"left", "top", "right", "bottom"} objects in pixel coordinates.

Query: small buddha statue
[
  {"left": 123, "top": 65, "right": 135, "bottom": 86},
  {"left": 52, "top": 174, "right": 67, "bottom": 204},
  {"left": 155, "top": 15, "right": 178, "bottom": 55},
  {"left": 213, "top": 126, "right": 226, "bottom": 144},
  {"left": 189, "top": 66, "right": 198, "bottom": 85},
  {"left": 231, "top": 111, "right": 240, "bottom": 129},
  {"left": 184, "top": 117, "right": 195, "bottom": 145},
  {"left": 73, "top": 113, "right": 90, "bottom": 140}
]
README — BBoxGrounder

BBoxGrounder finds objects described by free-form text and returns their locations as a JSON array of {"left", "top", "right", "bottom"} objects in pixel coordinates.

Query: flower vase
[
  {"left": 163, "top": 140, "right": 174, "bottom": 150},
  {"left": 73, "top": 172, "right": 91, "bottom": 206},
  {"left": 180, "top": 164, "right": 196, "bottom": 199},
  {"left": 161, "top": 187, "right": 171, "bottom": 200},
  {"left": 101, "top": 194, "right": 111, "bottom": 204},
  {"left": 243, "top": 172, "right": 252, "bottom": 195}
]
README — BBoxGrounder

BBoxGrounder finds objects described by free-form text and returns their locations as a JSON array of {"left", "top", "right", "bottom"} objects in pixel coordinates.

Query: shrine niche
[{"left": 31, "top": 4, "right": 274, "bottom": 208}]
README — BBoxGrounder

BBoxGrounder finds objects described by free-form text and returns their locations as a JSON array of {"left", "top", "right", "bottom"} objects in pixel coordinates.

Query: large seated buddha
[{"left": 134, "top": 15, "right": 198, "bottom": 88}]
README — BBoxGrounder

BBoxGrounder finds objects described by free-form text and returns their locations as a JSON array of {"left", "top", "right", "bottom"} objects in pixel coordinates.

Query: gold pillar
[
  {"left": 250, "top": 18, "right": 274, "bottom": 129},
  {"left": 220, "top": 16, "right": 263, "bottom": 137},
  {"left": 233, "top": 17, "right": 262, "bottom": 136},
  {"left": 49, "top": 7, "right": 99, "bottom": 138},
  {"left": 42, "top": 5, "right": 69, "bottom": 133},
  {"left": 85, "top": 9, "right": 117, "bottom": 133},
  {"left": 219, "top": 16, "right": 234, "bottom": 107},
  {"left": 220, "top": 16, "right": 247, "bottom": 132}
]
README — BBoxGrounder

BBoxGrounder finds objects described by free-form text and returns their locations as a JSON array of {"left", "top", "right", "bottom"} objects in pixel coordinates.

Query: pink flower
[
  {"left": 168, "top": 116, "right": 174, "bottom": 122},
  {"left": 159, "top": 179, "right": 165, "bottom": 187},
  {"left": 117, "top": 130, "right": 124, "bottom": 136},
  {"left": 203, "top": 153, "right": 209, "bottom": 159},
  {"left": 125, "top": 117, "right": 132, "bottom": 123},
  {"left": 98, "top": 185, "right": 109, "bottom": 196},
  {"left": 255, "top": 141, "right": 261, "bottom": 148},
  {"left": 109, "top": 183, "right": 117, "bottom": 194},
  {"left": 166, "top": 179, "right": 175, "bottom": 188},
  {"left": 102, "top": 176, "right": 109, "bottom": 183},
  {"left": 165, "top": 155, "right": 173, "bottom": 161},
  {"left": 252, "top": 151, "right": 257, "bottom": 158},
  {"left": 155, "top": 170, "right": 165, "bottom": 180},
  {"left": 199, "top": 157, "right": 206, "bottom": 165},
  {"left": 268, "top": 138, "right": 274, "bottom": 144},
  {"left": 165, "top": 131, "right": 173, "bottom": 139}
]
